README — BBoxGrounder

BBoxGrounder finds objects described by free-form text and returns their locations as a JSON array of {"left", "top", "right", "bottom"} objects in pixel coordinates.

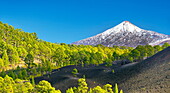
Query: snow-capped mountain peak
[
  {"left": 72, "top": 21, "right": 170, "bottom": 47},
  {"left": 100, "top": 21, "right": 144, "bottom": 39},
  {"left": 115, "top": 21, "right": 141, "bottom": 32}
]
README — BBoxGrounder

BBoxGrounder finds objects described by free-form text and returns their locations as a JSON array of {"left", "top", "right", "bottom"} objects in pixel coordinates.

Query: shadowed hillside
[
  {"left": 35, "top": 47, "right": 170, "bottom": 93},
  {"left": 114, "top": 46, "right": 170, "bottom": 93}
]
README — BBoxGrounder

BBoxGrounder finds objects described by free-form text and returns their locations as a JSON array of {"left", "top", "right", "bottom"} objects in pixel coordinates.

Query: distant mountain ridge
[{"left": 72, "top": 21, "right": 170, "bottom": 47}]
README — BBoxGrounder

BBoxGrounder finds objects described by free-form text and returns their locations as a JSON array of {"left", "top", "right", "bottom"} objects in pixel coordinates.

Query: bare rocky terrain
[{"left": 35, "top": 47, "right": 170, "bottom": 93}]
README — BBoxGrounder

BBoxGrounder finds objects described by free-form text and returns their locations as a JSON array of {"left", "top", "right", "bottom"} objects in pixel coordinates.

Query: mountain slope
[
  {"left": 35, "top": 47, "right": 170, "bottom": 93},
  {"left": 105, "top": 46, "right": 170, "bottom": 93},
  {"left": 72, "top": 21, "right": 170, "bottom": 47}
]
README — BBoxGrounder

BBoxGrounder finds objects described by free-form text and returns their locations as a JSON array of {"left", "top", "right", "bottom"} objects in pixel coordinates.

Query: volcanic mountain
[{"left": 72, "top": 21, "right": 170, "bottom": 47}]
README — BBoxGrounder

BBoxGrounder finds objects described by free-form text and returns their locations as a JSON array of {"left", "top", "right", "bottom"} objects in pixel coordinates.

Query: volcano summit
[{"left": 72, "top": 21, "right": 170, "bottom": 47}]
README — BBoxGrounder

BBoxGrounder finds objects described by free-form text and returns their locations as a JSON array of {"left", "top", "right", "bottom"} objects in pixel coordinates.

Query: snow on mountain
[{"left": 72, "top": 21, "right": 170, "bottom": 47}]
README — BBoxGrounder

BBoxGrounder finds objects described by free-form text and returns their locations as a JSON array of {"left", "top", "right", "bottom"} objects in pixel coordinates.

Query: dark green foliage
[
  {"left": 31, "top": 76, "right": 35, "bottom": 85},
  {"left": 113, "top": 52, "right": 120, "bottom": 60},
  {"left": 162, "top": 42, "right": 170, "bottom": 49},
  {"left": 21, "top": 69, "right": 28, "bottom": 79},
  {"left": 41, "top": 58, "right": 53, "bottom": 74},
  {"left": 24, "top": 54, "right": 34, "bottom": 69},
  {"left": 130, "top": 49, "right": 140, "bottom": 60},
  {"left": 17, "top": 70, "right": 23, "bottom": 79},
  {"left": 0, "top": 70, "right": 6, "bottom": 77},
  {"left": 8, "top": 70, "right": 15, "bottom": 79}
]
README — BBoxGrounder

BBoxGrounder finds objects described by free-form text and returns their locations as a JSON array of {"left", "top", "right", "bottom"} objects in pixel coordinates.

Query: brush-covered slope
[
  {"left": 72, "top": 21, "right": 170, "bottom": 47},
  {"left": 35, "top": 47, "right": 170, "bottom": 93}
]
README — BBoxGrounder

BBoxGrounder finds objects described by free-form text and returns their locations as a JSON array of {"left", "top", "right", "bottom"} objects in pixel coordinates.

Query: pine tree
[
  {"left": 24, "top": 53, "right": 34, "bottom": 69},
  {"left": 3, "top": 75, "right": 15, "bottom": 93},
  {"left": 2, "top": 50, "right": 9, "bottom": 66},
  {"left": 18, "top": 70, "right": 23, "bottom": 79},
  {"left": 120, "top": 89, "right": 123, "bottom": 93},
  {"left": 8, "top": 71, "right": 15, "bottom": 79},
  {"left": 77, "top": 78, "right": 88, "bottom": 93},
  {"left": 22, "top": 69, "right": 28, "bottom": 79},
  {"left": 0, "top": 70, "right": 6, "bottom": 77},
  {"left": 92, "top": 86, "right": 106, "bottom": 93},
  {"left": 66, "top": 87, "right": 74, "bottom": 93},
  {"left": 114, "top": 83, "right": 119, "bottom": 93},
  {"left": 31, "top": 76, "right": 35, "bottom": 85},
  {"left": 0, "top": 58, "right": 4, "bottom": 68},
  {"left": 35, "top": 80, "right": 61, "bottom": 93},
  {"left": 103, "top": 84, "right": 113, "bottom": 93},
  {"left": 72, "top": 68, "right": 78, "bottom": 77}
]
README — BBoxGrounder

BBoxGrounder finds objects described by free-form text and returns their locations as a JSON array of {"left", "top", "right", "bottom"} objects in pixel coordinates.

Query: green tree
[
  {"left": 0, "top": 70, "right": 6, "bottom": 77},
  {"left": 22, "top": 69, "right": 28, "bottom": 79},
  {"left": 8, "top": 70, "right": 15, "bottom": 79},
  {"left": 92, "top": 86, "right": 106, "bottom": 93},
  {"left": 127, "top": 57, "right": 133, "bottom": 62},
  {"left": 72, "top": 68, "right": 78, "bottom": 77},
  {"left": 153, "top": 45, "right": 162, "bottom": 53},
  {"left": 77, "top": 78, "right": 88, "bottom": 93},
  {"left": 162, "top": 42, "right": 170, "bottom": 49},
  {"left": 145, "top": 45, "right": 154, "bottom": 57},
  {"left": 3, "top": 75, "right": 15, "bottom": 93},
  {"left": 130, "top": 49, "right": 140, "bottom": 60},
  {"left": 114, "top": 83, "right": 118, "bottom": 93},
  {"left": 18, "top": 70, "right": 23, "bottom": 79},
  {"left": 53, "top": 47, "right": 68, "bottom": 67},
  {"left": 0, "top": 77, "right": 4, "bottom": 93},
  {"left": 2, "top": 50, "right": 9, "bottom": 66},
  {"left": 24, "top": 53, "right": 34, "bottom": 69},
  {"left": 17, "top": 47, "right": 28, "bottom": 59},
  {"left": 103, "top": 84, "right": 113, "bottom": 93},
  {"left": 66, "top": 87, "right": 74, "bottom": 93},
  {"left": 41, "top": 58, "right": 53, "bottom": 73},
  {"left": 120, "top": 89, "right": 123, "bottom": 93},
  {"left": 31, "top": 76, "right": 35, "bottom": 85},
  {"left": 6, "top": 45, "right": 19, "bottom": 64},
  {"left": 35, "top": 80, "right": 61, "bottom": 93},
  {"left": 0, "top": 58, "right": 4, "bottom": 68},
  {"left": 14, "top": 79, "right": 34, "bottom": 93},
  {"left": 112, "top": 52, "right": 120, "bottom": 60}
]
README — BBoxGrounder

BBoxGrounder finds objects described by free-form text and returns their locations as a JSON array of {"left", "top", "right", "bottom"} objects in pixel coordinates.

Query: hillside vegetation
[
  {"left": 0, "top": 75, "right": 124, "bottom": 93},
  {"left": 0, "top": 21, "right": 170, "bottom": 92},
  {"left": 35, "top": 47, "right": 170, "bottom": 93}
]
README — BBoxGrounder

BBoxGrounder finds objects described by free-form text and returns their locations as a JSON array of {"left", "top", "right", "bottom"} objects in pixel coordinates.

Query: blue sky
[{"left": 0, "top": 0, "right": 169, "bottom": 44}]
